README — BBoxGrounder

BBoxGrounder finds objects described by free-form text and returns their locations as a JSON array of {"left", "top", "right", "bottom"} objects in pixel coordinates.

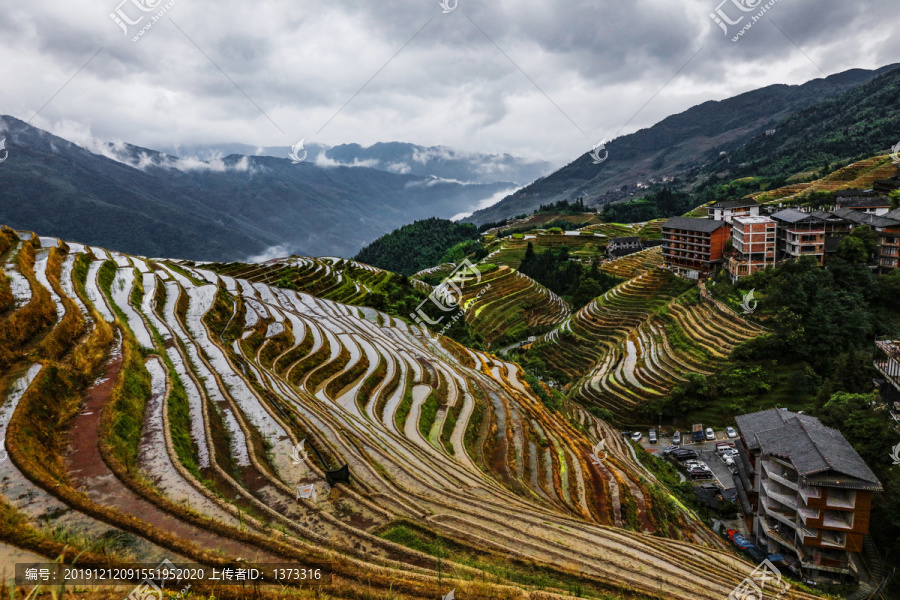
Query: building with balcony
[
  {"left": 726, "top": 216, "right": 776, "bottom": 280},
  {"left": 734, "top": 408, "right": 882, "bottom": 583},
  {"left": 661, "top": 217, "right": 731, "bottom": 279},
  {"left": 831, "top": 207, "right": 900, "bottom": 271},
  {"left": 606, "top": 236, "right": 642, "bottom": 259},
  {"left": 834, "top": 190, "right": 893, "bottom": 216},
  {"left": 771, "top": 209, "right": 828, "bottom": 265},
  {"left": 708, "top": 198, "right": 761, "bottom": 223}
]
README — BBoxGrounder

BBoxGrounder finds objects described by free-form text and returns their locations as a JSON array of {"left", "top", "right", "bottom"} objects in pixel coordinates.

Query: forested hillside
[{"left": 353, "top": 218, "right": 481, "bottom": 275}]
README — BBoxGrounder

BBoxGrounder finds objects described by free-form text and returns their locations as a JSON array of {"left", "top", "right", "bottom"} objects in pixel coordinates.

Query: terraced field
[
  {"left": 480, "top": 232, "right": 609, "bottom": 269},
  {"left": 0, "top": 225, "right": 806, "bottom": 600},
  {"left": 751, "top": 154, "right": 898, "bottom": 205},
  {"left": 577, "top": 293, "right": 766, "bottom": 417},
  {"left": 530, "top": 250, "right": 763, "bottom": 418},
  {"left": 454, "top": 266, "right": 569, "bottom": 347},
  {"left": 205, "top": 256, "right": 388, "bottom": 307},
  {"left": 599, "top": 247, "right": 664, "bottom": 280}
]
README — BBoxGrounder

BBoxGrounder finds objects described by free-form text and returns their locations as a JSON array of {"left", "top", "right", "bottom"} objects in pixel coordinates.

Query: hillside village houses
[
  {"left": 733, "top": 409, "right": 882, "bottom": 583},
  {"left": 661, "top": 172, "right": 900, "bottom": 280}
]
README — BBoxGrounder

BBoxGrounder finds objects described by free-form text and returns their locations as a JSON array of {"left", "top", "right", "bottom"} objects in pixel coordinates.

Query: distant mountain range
[
  {"left": 463, "top": 63, "right": 900, "bottom": 225},
  {"left": 0, "top": 118, "right": 528, "bottom": 260},
  {"left": 158, "top": 141, "right": 553, "bottom": 187}
]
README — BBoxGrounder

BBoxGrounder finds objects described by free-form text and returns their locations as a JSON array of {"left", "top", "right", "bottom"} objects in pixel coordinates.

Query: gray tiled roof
[
  {"left": 662, "top": 216, "right": 730, "bottom": 233},
  {"left": 837, "top": 196, "right": 892, "bottom": 209},
  {"left": 608, "top": 236, "right": 640, "bottom": 246},
  {"left": 736, "top": 409, "right": 882, "bottom": 491},
  {"left": 885, "top": 207, "right": 900, "bottom": 221},
  {"left": 709, "top": 198, "right": 760, "bottom": 210},
  {"left": 771, "top": 208, "right": 825, "bottom": 224},
  {"left": 832, "top": 207, "right": 900, "bottom": 228}
]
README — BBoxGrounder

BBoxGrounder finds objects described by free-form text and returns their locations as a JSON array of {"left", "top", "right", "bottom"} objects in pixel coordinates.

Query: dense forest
[
  {"left": 519, "top": 242, "right": 621, "bottom": 310},
  {"left": 602, "top": 187, "right": 696, "bottom": 223},
  {"left": 353, "top": 217, "right": 480, "bottom": 275}
]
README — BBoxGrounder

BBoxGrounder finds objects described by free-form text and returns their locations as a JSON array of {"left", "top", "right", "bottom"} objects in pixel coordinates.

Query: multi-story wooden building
[
  {"left": 726, "top": 216, "right": 776, "bottom": 280},
  {"left": 734, "top": 409, "right": 882, "bottom": 583},
  {"left": 832, "top": 207, "right": 900, "bottom": 271},
  {"left": 661, "top": 217, "right": 731, "bottom": 279},
  {"left": 834, "top": 191, "right": 893, "bottom": 216},
  {"left": 771, "top": 209, "right": 828, "bottom": 264},
  {"left": 708, "top": 198, "right": 761, "bottom": 223}
]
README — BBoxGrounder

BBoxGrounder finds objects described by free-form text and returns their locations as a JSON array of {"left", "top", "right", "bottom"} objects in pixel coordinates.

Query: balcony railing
[
  {"left": 823, "top": 513, "right": 853, "bottom": 530},
  {"left": 799, "top": 486, "right": 821, "bottom": 505},
  {"left": 826, "top": 492, "right": 855, "bottom": 510},
  {"left": 766, "top": 487, "right": 798, "bottom": 509},
  {"left": 767, "top": 471, "right": 799, "bottom": 491}
]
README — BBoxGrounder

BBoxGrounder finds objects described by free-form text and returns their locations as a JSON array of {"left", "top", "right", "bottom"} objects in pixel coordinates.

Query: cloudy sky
[{"left": 1, "top": 0, "right": 898, "bottom": 166}]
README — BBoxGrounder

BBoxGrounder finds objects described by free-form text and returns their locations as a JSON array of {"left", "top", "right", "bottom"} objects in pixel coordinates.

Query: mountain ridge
[{"left": 463, "top": 63, "right": 900, "bottom": 225}]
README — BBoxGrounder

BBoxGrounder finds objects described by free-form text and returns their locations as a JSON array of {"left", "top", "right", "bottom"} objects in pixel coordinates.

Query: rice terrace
[{"left": 2, "top": 2, "right": 900, "bottom": 599}]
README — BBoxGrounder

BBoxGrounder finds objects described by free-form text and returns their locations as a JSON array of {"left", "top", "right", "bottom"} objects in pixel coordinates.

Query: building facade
[
  {"left": 771, "top": 209, "right": 828, "bottom": 265},
  {"left": 726, "top": 216, "right": 776, "bottom": 280},
  {"left": 734, "top": 409, "right": 882, "bottom": 583},
  {"left": 661, "top": 217, "right": 731, "bottom": 279},
  {"left": 708, "top": 198, "right": 762, "bottom": 223}
]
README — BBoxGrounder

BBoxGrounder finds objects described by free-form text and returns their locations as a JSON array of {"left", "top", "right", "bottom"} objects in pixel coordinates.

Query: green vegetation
[
  {"left": 602, "top": 187, "right": 696, "bottom": 223},
  {"left": 534, "top": 198, "right": 589, "bottom": 215},
  {"left": 353, "top": 217, "right": 479, "bottom": 275},
  {"left": 518, "top": 243, "right": 622, "bottom": 310}
]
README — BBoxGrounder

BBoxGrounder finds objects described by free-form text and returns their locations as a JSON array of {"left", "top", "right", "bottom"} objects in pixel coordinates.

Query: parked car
[
  {"left": 705, "top": 427, "right": 716, "bottom": 441},
  {"left": 689, "top": 468, "right": 713, "bottom": 480},
  {"left": 649, "top": 429, "right": 657, "bottom": 444},
  {"left": 662, "top": 445, "right": 678, "bottom": 456},
  {"left": 671, "top": 449, "right": 698, "bottom": 461},
  {"left": 716, "top": 442, "right": 736, "bottom": 455},
  {"left": 672, "top": 431, "right": 682, "bottom": 445},
  {"left": 621, "top": 431, "right": 632, "bottom": 439},
  {"left": 725, "top": 426, "right": 738, "bottom": 439},
  {"left": 631, "top": 431, "right": 643, "bottom": 442},
  {"left": 724, "top": 456, "right": 736, "bottom": 468}
]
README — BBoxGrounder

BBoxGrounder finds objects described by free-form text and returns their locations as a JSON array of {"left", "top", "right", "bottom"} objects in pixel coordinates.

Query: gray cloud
[{"left": 0, "top": 0, "right": 896, "bottom": 166}]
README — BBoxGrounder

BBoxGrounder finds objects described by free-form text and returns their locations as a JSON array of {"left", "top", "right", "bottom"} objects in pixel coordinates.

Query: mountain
[
  {"left": 0, "top": 117, "right": 519, "bottom": 261},
  {"left": 158, "top": 140, "right": 552, "bottom": 186},
  {"left": 0, "top": 227, "right": 772, "bottom": 600},
  {"left": 463, "top": 63, "right": 900, "bottom": 225}
]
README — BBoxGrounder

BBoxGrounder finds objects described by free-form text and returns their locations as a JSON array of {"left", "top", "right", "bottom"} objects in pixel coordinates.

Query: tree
[
  {"left": 849, "top": 225, "right": 879, "bottom": 258},
  {"left": 570, "top": 278, "right": 604, "bottom": 309},
  {"left": 818, "top": 392, "right": 900, "bottom": 474},
  {"left": 838, "top": 236, "right": 867, "bottom": 264}
]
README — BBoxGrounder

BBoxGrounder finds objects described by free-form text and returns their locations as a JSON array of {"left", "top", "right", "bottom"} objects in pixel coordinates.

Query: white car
[
  {"left": 725, "top": 426, "right": 738, "bottom": 439},
  {"left": 705, "top": 428, "right": 715, "bottom": 441},
  {"left": 631, "top": 431, "right": 643, "bottom": 442}
]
